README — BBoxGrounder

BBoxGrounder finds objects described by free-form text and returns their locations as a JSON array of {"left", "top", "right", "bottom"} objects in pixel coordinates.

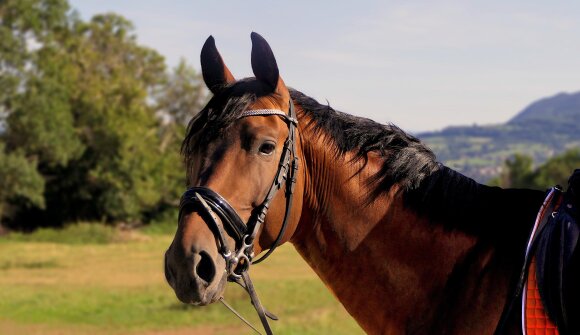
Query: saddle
[{"left": 524, "top": 169, "right": 580, "bottom": 334}]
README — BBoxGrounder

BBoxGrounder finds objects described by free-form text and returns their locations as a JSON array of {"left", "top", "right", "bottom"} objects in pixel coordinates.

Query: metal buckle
[{"left": 227, "top": 235, "right": 254, "bottom": 280}]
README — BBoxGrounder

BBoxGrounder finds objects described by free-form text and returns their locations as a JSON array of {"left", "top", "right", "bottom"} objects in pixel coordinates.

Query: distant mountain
[
  {"left": 510, "top": 92, "right": 580, "bottom": 124},
  {"left": 419, "top": 92, "right": 580, "bottom": 183}
]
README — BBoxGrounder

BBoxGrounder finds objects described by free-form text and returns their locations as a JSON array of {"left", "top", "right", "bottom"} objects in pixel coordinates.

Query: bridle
[{"left": 178, "top": 99, "right": 299, "bottom": 335}]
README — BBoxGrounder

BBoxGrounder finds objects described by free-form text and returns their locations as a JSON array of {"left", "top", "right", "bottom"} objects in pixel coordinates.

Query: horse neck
[{"left": 290, "top": 121, "right": 545, "bottom": 334}]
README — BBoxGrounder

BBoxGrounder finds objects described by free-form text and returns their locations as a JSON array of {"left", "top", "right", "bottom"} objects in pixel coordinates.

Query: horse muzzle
[{"left": 164, "top": 241, "right": 228, "bottom": 306}]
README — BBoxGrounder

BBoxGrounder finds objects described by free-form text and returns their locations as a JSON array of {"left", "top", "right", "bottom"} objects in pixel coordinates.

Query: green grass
[{"left": 0, "top": 227, "right": 363, "bottom": 335}]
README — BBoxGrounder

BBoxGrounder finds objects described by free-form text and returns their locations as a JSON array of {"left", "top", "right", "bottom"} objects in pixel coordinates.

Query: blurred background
[{"left": 0, "top": 0, "right": 578, "bottom": 334}]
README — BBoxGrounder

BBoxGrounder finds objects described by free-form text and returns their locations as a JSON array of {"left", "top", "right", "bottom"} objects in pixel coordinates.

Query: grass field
[{"left": 0, "top": 225, "right": 363, "bottom": 334}]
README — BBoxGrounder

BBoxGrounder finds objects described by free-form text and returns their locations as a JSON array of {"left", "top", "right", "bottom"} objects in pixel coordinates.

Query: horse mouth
[
  {"left": 177, "top": 272, "right": 227, "bottom": 306},
  {"left": 194, "top": 289, "right": 223, "bottom": 306}
]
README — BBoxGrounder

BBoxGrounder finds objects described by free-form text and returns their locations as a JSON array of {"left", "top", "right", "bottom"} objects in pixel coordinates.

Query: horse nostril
[{"left": 195, "top": 251, "right": 216, "bottom": 284}]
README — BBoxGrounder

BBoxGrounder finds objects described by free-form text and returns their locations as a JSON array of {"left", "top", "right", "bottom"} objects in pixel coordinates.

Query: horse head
[{"left": 164, "top": 33, "right": 304, "bottom": 307}]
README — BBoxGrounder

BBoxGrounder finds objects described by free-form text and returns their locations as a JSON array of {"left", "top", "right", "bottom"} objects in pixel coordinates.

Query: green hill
[
  {"left": 509, "top": 92, "right": 580, "bottom": 124},
  {"left": 419, "top": 91, "right": 580, "bottom": 183}
]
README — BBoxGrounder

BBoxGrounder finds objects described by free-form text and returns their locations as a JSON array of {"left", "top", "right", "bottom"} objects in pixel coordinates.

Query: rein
[{"left": 178, "top": 100, "right": 298, "bottom": 335}]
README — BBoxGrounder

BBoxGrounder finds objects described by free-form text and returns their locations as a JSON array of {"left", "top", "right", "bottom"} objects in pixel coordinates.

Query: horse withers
[{"left": 164, "top": 33, "right": 579, "bottom": 334}]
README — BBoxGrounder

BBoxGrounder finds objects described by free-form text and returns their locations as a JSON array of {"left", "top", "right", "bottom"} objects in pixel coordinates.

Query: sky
[{"left": 69, "top": 0, "right": 580, "bottom": 132}]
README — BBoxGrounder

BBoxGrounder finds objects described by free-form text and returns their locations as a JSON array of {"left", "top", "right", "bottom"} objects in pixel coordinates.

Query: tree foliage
[
  {"left": 0, "top": 0, "right": 206, "bottom": 229},
  {"left": 0, "top": 143, "right": 44, "bottom": 221},
  {"left": 156, "top": 59, "right": 206, "bottom": 153},
  {"left": 492, "top": 154, "right": 535, "bottom": 188},
  {"left": 489, "top": 148, "right": 580, "bottom": 190}
]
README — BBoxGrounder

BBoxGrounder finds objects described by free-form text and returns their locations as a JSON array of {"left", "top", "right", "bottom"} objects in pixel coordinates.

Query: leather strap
[
  {"left": 180, "top": 187, "right": 247, "bottom": 240},
  {"left": 242, "top": 271, "right": 274, "bottom": 335},
  {"left": 253, "top": 156, "right": 298, "bottom": 264},
  {"left": 193, "top": 192, "right": 234, "bottom": 258}
]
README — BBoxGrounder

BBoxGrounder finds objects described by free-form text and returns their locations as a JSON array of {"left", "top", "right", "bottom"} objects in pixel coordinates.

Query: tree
[
  {"left": 0, "top": 0, "right": 72, "bottom": 227},
  {"left": 0, "top": 0, "right": 207, "bottom": 228},
  {"left": 154, "top": 60, "right": 207, "bottom": 210},
  {"left": 0, "top": 0, "right": 71, "bottom": 109},
  {"left": 534, "top": 149, "right": 580, "bottom": 189},
  {"left": 489, "top": 153, "right": 535, "bottom": 188},
  {"left": 157, "top": 59, "right": 206, "bottom": 127},
  {"left": 0, "top": 143, "right": 44, "bottom": 222},
  {"left": 157, "top": 59, "right": 206, "bottom": 151},
  {"left": 489, "top": 148, "right": 580, "bottom": 190}
]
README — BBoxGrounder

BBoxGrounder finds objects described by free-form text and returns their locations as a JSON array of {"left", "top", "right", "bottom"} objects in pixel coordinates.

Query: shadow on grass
[
  {"left": 0, "top": 259, "right": 60, "bottom": 270},
  {"left": 0, "top": 222, "right": 170, "bottom": 245}
]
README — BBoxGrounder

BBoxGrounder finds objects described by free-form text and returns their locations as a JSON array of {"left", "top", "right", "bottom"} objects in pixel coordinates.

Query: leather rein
[{"left": 178, "top": 100, "right": 299, "bottom": 335}]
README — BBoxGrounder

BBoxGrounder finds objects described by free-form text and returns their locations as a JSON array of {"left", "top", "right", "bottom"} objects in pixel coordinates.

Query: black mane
[{"left": 289, "top": 90, "right": 439, "bottom": 199}]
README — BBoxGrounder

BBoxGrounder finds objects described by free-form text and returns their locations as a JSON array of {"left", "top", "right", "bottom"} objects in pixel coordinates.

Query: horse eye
[{"left": 258, "top": 142, "right": 276, "bottom": 155}]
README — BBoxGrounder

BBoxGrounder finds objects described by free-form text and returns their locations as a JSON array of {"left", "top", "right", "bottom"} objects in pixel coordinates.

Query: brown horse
[{"left": 164, "top": 33, "right": 551, "bottom": 334}]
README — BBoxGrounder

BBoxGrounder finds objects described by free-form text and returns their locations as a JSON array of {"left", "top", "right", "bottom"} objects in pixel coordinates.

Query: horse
[{"left": 164, "top": 32, "right": 575, "bottom": 334}]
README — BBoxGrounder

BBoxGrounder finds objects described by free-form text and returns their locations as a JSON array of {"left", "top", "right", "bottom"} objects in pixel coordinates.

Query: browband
[{"left": 239, "top": 109, "right": 298, "bottom": 124}]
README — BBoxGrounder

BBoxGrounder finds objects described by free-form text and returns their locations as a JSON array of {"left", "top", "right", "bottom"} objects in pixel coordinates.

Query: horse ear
[
  {"left": 250, "top": 32, "right": 279, "bottom": 91},
  {"left": 200, "top": 36, "right": 235, "bottom": 93}
]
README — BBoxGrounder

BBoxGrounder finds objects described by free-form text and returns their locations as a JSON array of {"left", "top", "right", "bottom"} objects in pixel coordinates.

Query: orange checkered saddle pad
[{"left": 520, "top": 183, "right": 580, "bottom": 335}]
